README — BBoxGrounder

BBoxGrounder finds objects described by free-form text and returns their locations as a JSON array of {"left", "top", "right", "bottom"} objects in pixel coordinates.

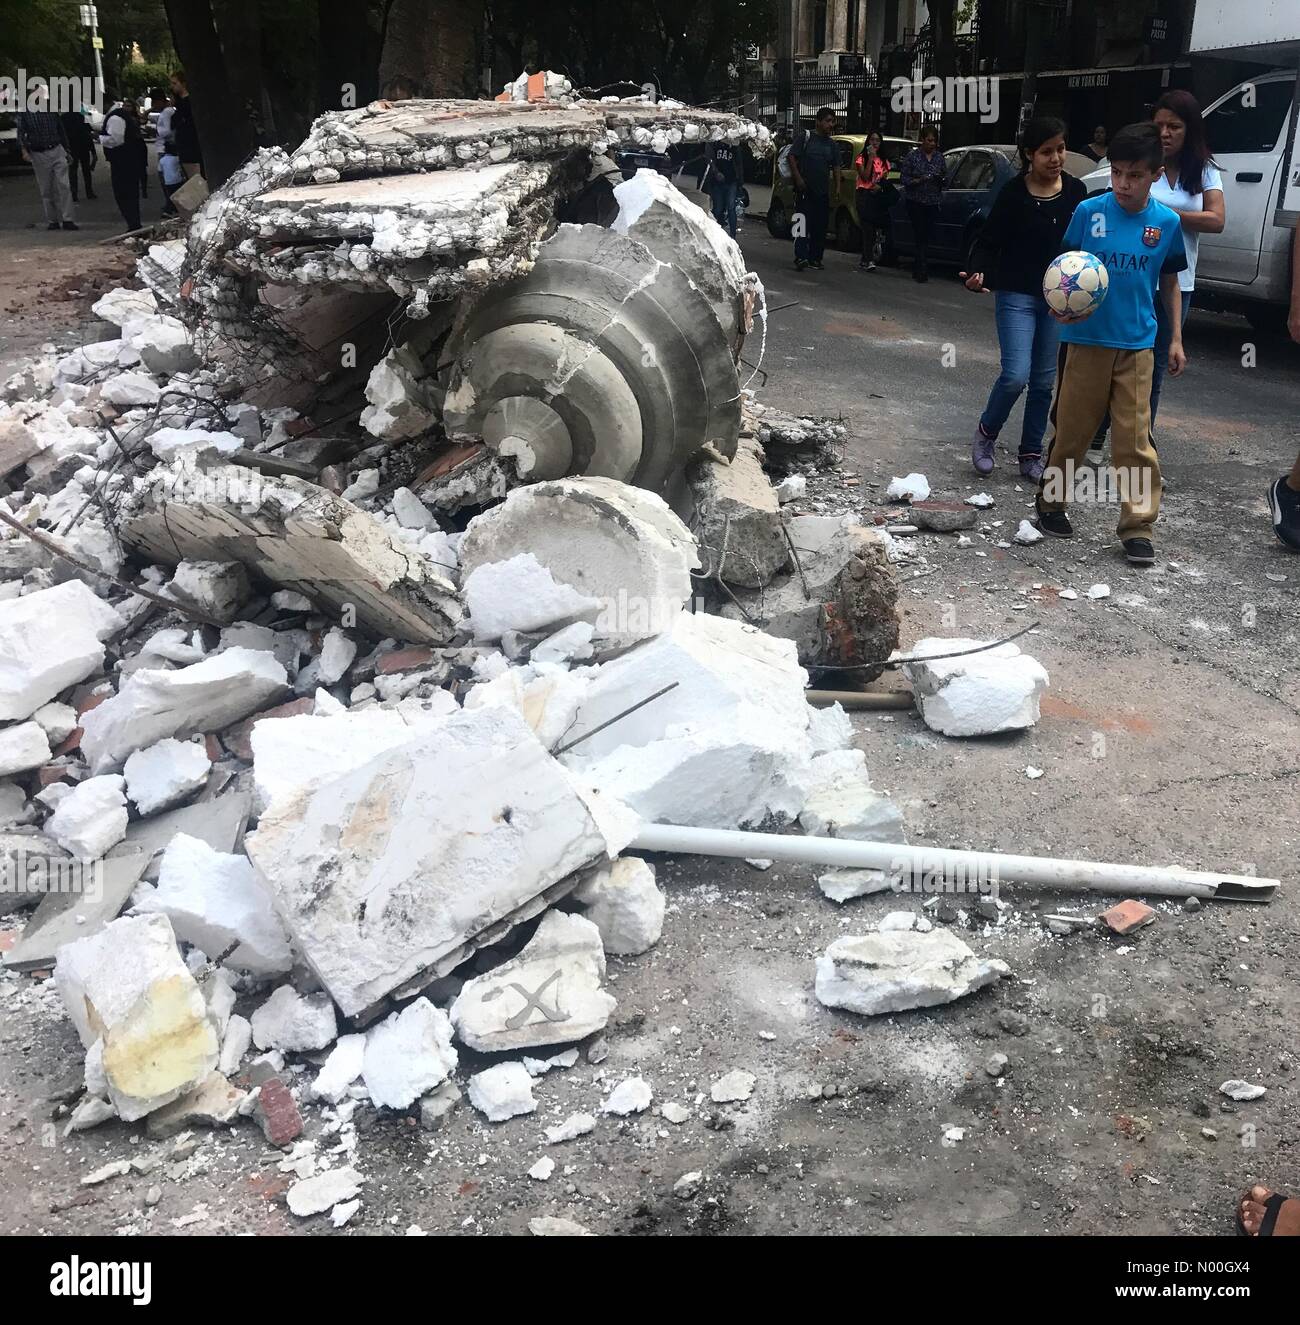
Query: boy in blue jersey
[{"left": 1035, "top": 123, "right": 1188, "bottom": 566}]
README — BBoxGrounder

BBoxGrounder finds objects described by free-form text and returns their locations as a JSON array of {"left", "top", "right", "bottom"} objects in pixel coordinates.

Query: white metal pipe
[{"left": 630, "top": 824, "right": 1279, "bottom": 903}]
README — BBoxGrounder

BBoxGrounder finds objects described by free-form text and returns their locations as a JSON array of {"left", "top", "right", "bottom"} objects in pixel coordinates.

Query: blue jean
[
  {"left": 1093, "top": 289, "right": 1191, "bottom": 444},
  {"left": 979, "top": 291, "right": 1061, "bottom": 457},
  {"left": 710, "top": 179, "right": 738, "bottom": 237}
]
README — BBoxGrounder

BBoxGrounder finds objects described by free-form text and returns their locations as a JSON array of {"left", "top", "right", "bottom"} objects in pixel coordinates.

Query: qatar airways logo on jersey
[{"left": 1093, "top": 250, "right": 1152, "bottom": 274}]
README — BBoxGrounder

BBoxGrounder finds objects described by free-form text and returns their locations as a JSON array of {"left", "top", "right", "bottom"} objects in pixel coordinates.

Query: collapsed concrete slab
[
  {"left": 688, "top": 440, "right": 789, "bottom": 589},
  {"left": 560, "top": 611, "right": 814, "bottom": 829},
  {"left": 720, "top": 516, "right": 900, "bottom": 679},
  {"left": 814, "top": 928, "right": 1010, "bottom": 1016},
  {"left": 119, "top": 463, "right": 463, "bottom": 645},
  {"left": 244, "top": 705, "right": 615, "bottom": 1020},
  {"left": 458, "top": 478, "right": 696, "bottom": 653},
  {"left": 80, "top": 648, "right": 289, "bottom": 772},
  {"left": 55, "top": 913, "right": 220, "bottom": 1121},
  {"left": 901, "top": 638, "right": 1050, "bottom": 738},
  {"left": 449, "top": 910, "right": 615, "bottom": 1052},
  {"left": 0, "top": 579, "right": 125, "bottom": 722}
]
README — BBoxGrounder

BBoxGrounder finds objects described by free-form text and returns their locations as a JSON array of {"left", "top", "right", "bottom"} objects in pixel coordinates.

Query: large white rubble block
[
  {"left": 249, "top": 705, "right": 455, "bottom": 810},
  {"left": 688, "top": 441, "right": 790, "bottom": 589},
  {"left": 0, "top": 579, "right": 125, "bottom": 722},
  {"left": 0, "top": 722, "right": 52, "bottom": 776},
  {"left": 244, "top": 705, "right": 616, "bottom": 1019},
  {"left": 119, "top": 464, "right": 463, "bottom": 645},
  {"left": 560, "top": 611, "right": 814, "bottom": 829},
  {"left": 611, "top": 169, "right": 747, "bottom": 346},
  {"left": 145, "top": 428, "right": 244, "bottom": 463},
  {"left": 124, "top": 738, "right": 212, "bottom": 815},
  {"left": 815, "top": 929, "right": 1010, "bottom": 1016},
  {"left": 123, "top": 314, "right": 200, "bottom": 376},
  {"left": 797, "top": 750, "right": 907, "bottom": 844},
  {"left": 901, "top": 638, "right": 1050, "bottom": 738},
  {"left": 47, "top": 775, "right": 129, "bottom": 860},
  {"left": 164, "top": 560, "right": 252, "bottom": 624},
  {"left": 464, "top": 553, "right": 601, "bottom": 642},
  {"left": 92, "top": 286, "right": 158, "bottom": 327},
  {"left": 360, "top": 347, "right": 438, "bottom": 440},
  {"left": 80, "top": 648, "right": 288, "bottom": 773},
  {"left": 251, "top": 985, "right": 338, "bottom": 1052},
  {"left": 361, "top": 998, "right": 457, "bottom": 1109},
  {"left": 55, "top": 913, "right": 219, "bottom": 1121},
  {"left": 463, "top": 664, "right": 594, "bottom": 751},
  {"left": 99, "top": 371, "right": 162, "bottom": 407},
  {"left": 458, "top": 478, "right": 696, "bottom": 653},
  {"left": 572, "top": 858, "right": 664, "bottom": 956},
  {"left": 311, "top": 1032, "right": 365, "bottom": 1103},
  {"left": 140, "top": 833, "right": 293, "bottom": 977},
  {"left": 54, "top": 338, "right": 140, "bottom": 384},
  {"left": 450, "top": 910, "right": 615, "bottom": 1052},
  {"left": 467, "top": 1061, "right": 537, "bottom": 1122}
]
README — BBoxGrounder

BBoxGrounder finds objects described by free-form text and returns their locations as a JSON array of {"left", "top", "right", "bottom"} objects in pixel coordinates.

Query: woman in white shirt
[{"left": 1148, "top": 90, "right": 1225, "bottom": 425}]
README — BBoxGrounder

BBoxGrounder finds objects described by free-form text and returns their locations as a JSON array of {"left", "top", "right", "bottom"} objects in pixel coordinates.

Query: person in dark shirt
[
  {"left": 961, "top": 117, "right": 1086, "bottom": 480},
  {"left": 900, "top": 123, "right": 945, "bottom": 281},
  {"left": 1083, "top": 125, "right": 1108, "bottom": 163},
  {"left": 168, "top": 71, "right": 202, "bottom": 177},
  {"left": 707, "top": 140, "right": 742, "bottom": 239},
  {"left": 99, "top": 95, "right": 143, "bottom": 232},
  {"left": 60, "top": 110, "right": 96, "bottom": 202},
  {"left": 789, "top": 106, "right": 837, "bottom": 271},
  {"left": 16, "top": 91, "right": 77, "bottom": 230},
  {"left": 853, "top": 130, "right": 890, "bottom": 272}
]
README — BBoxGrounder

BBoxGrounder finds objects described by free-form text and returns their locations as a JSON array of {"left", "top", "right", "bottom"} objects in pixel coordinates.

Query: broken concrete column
[
  {"left": 720, "top": 516, "right": 900, "bottom": 680},
  {"left": 458, "top": 477, "right": 697, "bottom": 653},
  {"left": 687, "top": 439, "right": 790, "bottom": 589},
  {"left": 559, "top": 610, "right": 815, "bottom": 828},
  {"left": 901, "top": 638, "right": 1049, "bottom": 737},
  {"left": 54, "top": 913, "right": 220, "bottom": 1121},
  {"left": 119, "top": 463, "right": 463, "bottom": 645},
  {"left": 0, "top": 579, "right": 125, "bottom": 722},
  {"left": 80, "top": 648, "right": 288, "bottom": 772},
  {"left": 244, "top": 705, "right": 616, "bottom": 1019}
]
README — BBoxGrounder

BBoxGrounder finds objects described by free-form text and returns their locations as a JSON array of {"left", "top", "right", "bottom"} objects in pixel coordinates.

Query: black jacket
[{"left": 969, "top": 172, "right": 1087, "bottom": 297}]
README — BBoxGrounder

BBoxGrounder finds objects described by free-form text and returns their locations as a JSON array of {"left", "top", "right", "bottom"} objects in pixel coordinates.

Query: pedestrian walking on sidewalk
[
  {"left": 16, "top": 90, "right": 77, "bottom": 231},
  {"left": 790, "top": 107, "right": 837, "bottom": 271},
  {"left": 900, "top": 124, "right": 944, "bottom": 282},
  {"left": 168, "top": 71, "right": 203, "bottom": 179},
  {"left": 854, "top": 130, "right": 891, "bottom": 272},
  {"left": 61, "top": 109, "right": 96, "bottom": 202},
  {"left": 961, "top": 117, "right": 1085, "bottom": 481},
  {"left": 100, "top": 95, "right": 143, "bottom": 233},
  {"left": 706, "top": 139, "right": 742, "bottom": 239}
]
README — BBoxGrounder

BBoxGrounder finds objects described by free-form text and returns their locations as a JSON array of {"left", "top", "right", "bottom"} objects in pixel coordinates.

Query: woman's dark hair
[
  {"left": 919, "top": 122, "right": 939, "bottom": 144},
  {"left": 867, "top": 129, "right": 889, "bottom": 168},
  {"left": 1018, "top": 115, "right": 1066, "bottom": 174},
  {"left": 1152, "top": 89, "right": 1217, "bottom": 195}
]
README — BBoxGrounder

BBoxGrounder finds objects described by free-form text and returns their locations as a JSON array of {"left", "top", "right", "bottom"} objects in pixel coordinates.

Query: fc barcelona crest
[{"left": 1142, "top": 226, "right": 1162, "bottom": 247}]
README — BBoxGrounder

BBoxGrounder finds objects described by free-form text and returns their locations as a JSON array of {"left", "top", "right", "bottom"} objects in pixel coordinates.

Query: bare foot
[{"left": 1238, "top": 1185, "right": 1300, "bottom": 1236}]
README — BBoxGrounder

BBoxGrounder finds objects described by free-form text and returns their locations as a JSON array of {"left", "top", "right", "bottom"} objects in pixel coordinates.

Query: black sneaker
[
  {"left": 1033, "top": 499, "right": 1073, "bottom": 539},
  {"left": 62, "top": 221, "right": 78, "bottom": 231},
  {"left": 794, "top": 258, "right": 808, "bottom": 271},
  {"left": 47, "top": 222, "right": 60, "bottom": 230},
  {"left": 810, "top": 260, "right": 824, "bottom": 269},
  {"left": 1268, "top": 475, "right": 1300, "bottom": 550},
  {"left": 1123, "top": 537, "right": 1156, "bottom": 566}
]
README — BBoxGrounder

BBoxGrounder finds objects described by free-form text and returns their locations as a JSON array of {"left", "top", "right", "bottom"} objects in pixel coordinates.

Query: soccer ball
[{"left": 1043, "top": 250, "right": 1109, "bottom": 322}]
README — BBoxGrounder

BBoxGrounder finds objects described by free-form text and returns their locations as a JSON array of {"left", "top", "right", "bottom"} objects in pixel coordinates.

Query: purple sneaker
[
  {"left": 1019, "top": 454, "right": 1045, "bottom": 482},
  {"left": 972, "top": 425, "right": 995, "bottom": 476}
]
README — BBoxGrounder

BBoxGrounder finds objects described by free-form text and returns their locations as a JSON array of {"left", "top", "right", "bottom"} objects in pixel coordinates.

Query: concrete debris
[
  {"left": 818, "top": 868, "right": 896, "bottom": 903},
  {"left": 0, "top": 579, "right": 125, "bottom": 722},
  {"left": 420, "top": 1080, "right": 462, "bottom": 1130},
  {"left": 47, "top": 774, "right": 129, "bottom": 860},
  {"left": 1088, "top": 583, "right": 1111, "bottom": 600},
  {"left": 797, "top": 750, "right": 907, "bottom": 843},
  {"left": 219, "top": 1015, "right": 253, "bottom": 1076},
  {"left": 464, "top": 553, "right": 601, "bottom": 642},
  {"left": 662, "top": 1102, "right": 691, "bottom": 1125},
  {"left": 93, "top": 285, "right": 158, "bottom": 326},
  {"left": 145, "top": 1070, "right": 247, "bottom": 1139},
  {"left": 467, "top": 1061, "right": 537, "bottom": 1122},
  {"left": 1013, "top": 519, "right": 1043, "bottom": 546},
  {"left": 124, "top": 739, "right": 212, "bottom": 815},
  {"left": 674, "top": 1171, "right": 704, "bottom": 1198},
  {"left": 310, "top": 1033, "right": 366, "bottom": 1104},
  {"left": 545, "top": 1111, "right": 597, "bottom": 1144},
  {"left": 247, "top": 705, "right": 615, "bottom": 1019},
  {"left": 710, "top": 1070, "right": 756, "bottom": 1104},
  {"left": 145, "top": 428, "right": 243, "bottom": 463},
  {"left": 32, "top": 702, "right": 78, "bottom": 745},
  {"left": 250, "top": 985, "right": 338, "bottom": 1053},
  {"left": 523, "top": 1048, "right": 580, "bottom": 1077},
  {"left": 55, "top": 913, "right": 219, "bottom": 1121},
  {"left": 1219, "top": 1080, "right": 1266, "bottom": 1102},
  {"left": 100, "top": 371, "right": 162, "bottom": 407},
  {"left": 287, "top": 1166, "right": 363, "bottom": 1218},
  {"left": 602, "top": 1076, "right": 652, "bottom": 1116},
  {"left": 125, "top": 314, "right": 201, "bottom": 376},
  {"left": 815, "top": 929, "right": 1010, "bottom": 1016},
  {"left": 362, "top": 999, "right": 458, "bottom": 1109},
  {"left": 529, "top": 1216, "right": 593, "bottom": 1236},
  {"left": 81, "top": 648, "right": 289, "bottom": 772},
  {"left": 886, "top": 473, "right": 931, "bottom": 503},
  {"left": 164, "top": 560, "right": 252, "bottom": 624},
  {"left": 901, "top": 638, "right": 1049, "bottom": 738},
  {"left": 911, "top": 501, "right": 978, "bottom": 533},
  {"left": 140, "top": 833, "right": 293, "bottom": 976},
  {"left": 688, "top": 441, "right": 789, "bottom": 588},
  {"left": 66, "top": 1095, "right": 117, "bottom": 1133},
  {"left": 1099, "top": 899, "right": 1157, "bottom": 936},
  {"left": 0, "top": 722, "right": 52, "bottom": 776},
  {"left": 361, "top": 346, "right": 439, "bottom": 441},
  {"left": 458, "top": 478, "right": 696, "bottom": 652},
  {"left": 450, "top": 910, "right": 615, "bottom": 1052},
  {"left": 571, "top": 857, "right": 664, "bottom": 956}
]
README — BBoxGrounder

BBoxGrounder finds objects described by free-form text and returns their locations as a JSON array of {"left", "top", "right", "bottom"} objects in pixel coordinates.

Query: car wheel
[
  {"left": 766, "top": 199, "right": 790, "bottom": 240},
  {"left": 1244, "top": 304, "right": 1288, "bottom": 337}
]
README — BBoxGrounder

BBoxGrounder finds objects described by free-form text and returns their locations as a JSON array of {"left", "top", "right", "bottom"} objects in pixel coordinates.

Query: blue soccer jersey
[{"left": 1058, "top": 192, "right": 1187, "bottom": 351}]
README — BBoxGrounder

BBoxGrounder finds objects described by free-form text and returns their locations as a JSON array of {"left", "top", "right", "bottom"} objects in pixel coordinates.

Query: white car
[{"left": 1081, "top": 69, "right": 1297, "bottom": 333}]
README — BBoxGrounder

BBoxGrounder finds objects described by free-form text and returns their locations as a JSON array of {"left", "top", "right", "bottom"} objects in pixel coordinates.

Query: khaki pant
[
  {"left": 1038, "top": 342, "right": 1161, "bottom": 541},
  {"left": 30, "top": 145, "right": 74, "bottom": 224}
]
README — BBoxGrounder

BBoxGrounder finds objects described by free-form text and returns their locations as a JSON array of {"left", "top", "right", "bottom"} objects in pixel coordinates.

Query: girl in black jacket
[{"left": 960, "top": 117, "right": 1086, "bottom": 480}]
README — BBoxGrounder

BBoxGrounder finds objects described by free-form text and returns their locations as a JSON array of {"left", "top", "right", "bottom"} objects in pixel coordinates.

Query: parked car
[
  {"left": 767, "top": 133, "right": 917, "bottom": 249},
  {"left": 0, "top": 114, "right": 27, "bottom": 170},
  {"left": 888, "top": 143, "right": 1098, "bottom": 271},
  {"left": 1079, "top": 69, "right": 1298, "bottom": 333}
]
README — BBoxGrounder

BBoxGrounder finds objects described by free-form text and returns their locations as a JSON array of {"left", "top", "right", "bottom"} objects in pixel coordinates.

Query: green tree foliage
[{"left": 0, "top": 0, "right": 85, "bottom": 79}]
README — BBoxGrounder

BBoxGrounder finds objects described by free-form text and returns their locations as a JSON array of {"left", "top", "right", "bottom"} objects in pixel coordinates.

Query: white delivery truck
[{"left": 1081, "top": 0, "right": 1300, "bottom": 332}]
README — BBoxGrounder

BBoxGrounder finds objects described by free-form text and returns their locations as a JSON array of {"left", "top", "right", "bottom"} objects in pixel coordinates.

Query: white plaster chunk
[
  {"left": 250, "top": 984, "right": 338, "bottom": 1053},
  {"left": 54, "top": 913, "right": 219, "bottom": 1121},
  {"left": 218, "top": 1014, "right": 253, "bottom": 1076},
  {"left": 901, "top": 638, "right": 1049, "bottom": 738},
  {"left": 710, "top": 1070, "right": 755, "bottom": 1103},
  {"left": 32, "top": 702, "right": 78, "bottom": 745},
  {"left": 818, "top": 868, "right": 896, "bottom": 903},
  {"left": 312, "top": 1033, "right": 366, "bottom": 1104},
  {"left": 467, "top": 1061, "right": 536, "bottom": 1122},
  {"left": 47, "top": 774, "right": 128, "bottom": 860},
  {"left": 602, "top": 1076, "right": 652, "bottom": 1116},
  {"left": 165, "top": 560, "right": 252, "bottom": 624},
  {"left": 545, "top": 1111, "right": 596, "bottom": 1143},
  {"left": 124, "top": 738, "right": 212, "bottom": 815},
  {"left": 0, "top": 721, "right": 51, "bottom": 776},
  {"left": 360, "top": 347, "right": 438, "bottom": 440},
  {"left": 317, "top": 628, "right": 357, "bottom": 685},
  {"left": 100, "top": 371, "right": 162, "bottom": 407},
  {"left": 797, "top": 749, "right": 907, "bottom": 843},
  {"left": 814, "top": 929, "right": 1010, "bottom": 1016},
  {"left": 287, "top": 1166, "right": 363, "bottom": 1218},
  {"left": 362, "top": 999, "right": 457, "bottom": 1110},
  {"left": 572, "top": 857, "right": 664, "bottom": 956},
  {"left": 464, "top": 552, "right": 601, "bottom": 641},
  {"left": 145, "top": 428, "right": 244, "bottom": 462}
]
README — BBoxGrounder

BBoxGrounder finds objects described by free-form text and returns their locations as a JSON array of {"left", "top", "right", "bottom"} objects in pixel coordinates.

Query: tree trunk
[
  {"left": 379, "top": 0, "right": 484, "bottom": 97},
  {"left": 318, "top": 0, "right": 381, "bottom": 112},
  {"left": 212, "top": 0, "right": 274, "bottom": 144},
  {"left": 162, "top": 0, "right": 258, "bottom": 189}
]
